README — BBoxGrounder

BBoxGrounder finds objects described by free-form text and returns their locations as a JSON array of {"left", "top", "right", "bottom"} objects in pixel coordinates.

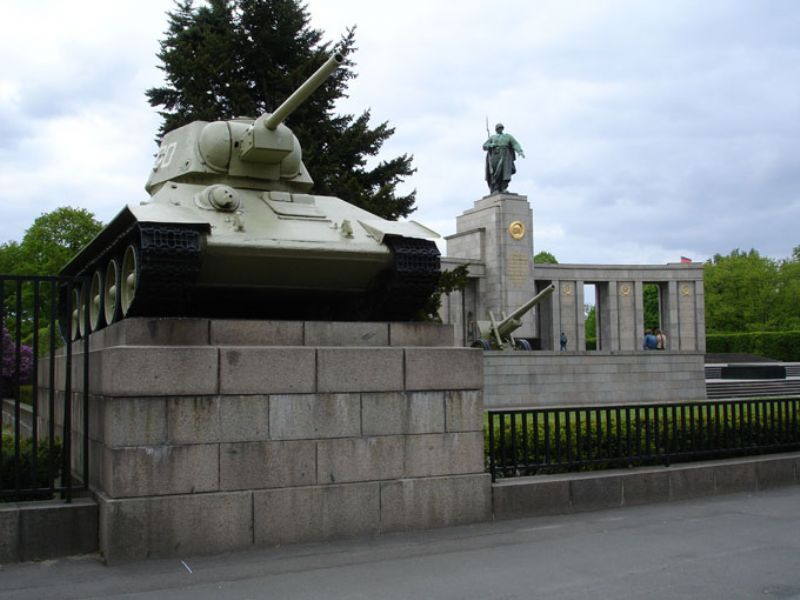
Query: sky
[{"left": 1, "top": 0, "right": 799, "bottom": 266}]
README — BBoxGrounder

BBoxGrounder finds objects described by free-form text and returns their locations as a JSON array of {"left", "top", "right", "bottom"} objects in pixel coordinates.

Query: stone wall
[
  {"left": 493, "top": 452, "right": 800, "bottom": 520},
  {"left": 483, "top": 351, "right": 706, "bottom": 408},
  {"left": 533, "top": 263, "right": 706, "bottom": 353},
  {"left": 2, "top": 399, "right": 33, "bottom": 438},
  {"left": 38, "top": 318, "right": 491, "bottom": 563}
]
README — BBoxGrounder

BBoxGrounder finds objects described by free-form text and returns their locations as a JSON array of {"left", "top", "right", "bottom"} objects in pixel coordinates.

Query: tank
[{"left": 60, "top": 54, "right": 441, "bottom": 338}]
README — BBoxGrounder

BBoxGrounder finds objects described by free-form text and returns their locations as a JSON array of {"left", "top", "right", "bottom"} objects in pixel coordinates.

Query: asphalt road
[{"left": 2, "top": 486, "right": 800, "bottom": 599}]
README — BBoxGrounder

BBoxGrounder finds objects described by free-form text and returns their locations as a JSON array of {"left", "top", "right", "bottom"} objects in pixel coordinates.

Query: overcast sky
[{"left": 1, "top": 0, "right": 799, "bottom": 266}]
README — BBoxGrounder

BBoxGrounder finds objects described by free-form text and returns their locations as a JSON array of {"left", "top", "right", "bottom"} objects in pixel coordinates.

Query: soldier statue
[{"left": 483, "top": 123, "right": 525, "bottom": 194}]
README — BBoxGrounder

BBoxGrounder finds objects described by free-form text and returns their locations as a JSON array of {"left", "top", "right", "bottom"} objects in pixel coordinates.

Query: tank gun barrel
[
  {"left": 495, "top": 283, "right": 556, "bottom": 339},
  {"left": 263, "top": 53, "right": 344, "bottom": 131}
]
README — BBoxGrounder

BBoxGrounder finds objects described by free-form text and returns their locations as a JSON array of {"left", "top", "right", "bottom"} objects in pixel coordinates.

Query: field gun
[{"left": 471, "top": 283, "right": 556, "bottom": 350}]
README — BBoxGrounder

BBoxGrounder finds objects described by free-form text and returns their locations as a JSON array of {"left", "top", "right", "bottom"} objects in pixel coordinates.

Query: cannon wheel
[
  {"left": 471, "top": 339, "right": 492, "bottom": 350},
  {"left": 515, "top": 339, "right": 532, "bottom": 351}
]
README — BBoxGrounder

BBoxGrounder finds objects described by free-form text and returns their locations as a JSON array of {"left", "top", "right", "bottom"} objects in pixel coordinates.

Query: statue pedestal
[
  {"left": 39, "top": 318, "right": 490, "bottom": 563},
  {"left": 445, "top": 193, "right": 536, "bottom": 339}
]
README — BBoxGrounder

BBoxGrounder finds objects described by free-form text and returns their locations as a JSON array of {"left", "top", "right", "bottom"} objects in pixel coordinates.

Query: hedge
[
  {"left": 706, "top": 331, "right": 800, "bottom": 362},
  {"left": 486, "top": 404, "right": 799, "bottom": 477},
  {"left": 1, "top": 434, "right": 61, "bottom": 501}
]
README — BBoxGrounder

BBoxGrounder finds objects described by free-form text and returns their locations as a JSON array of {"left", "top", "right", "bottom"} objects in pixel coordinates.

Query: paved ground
[{"left": 2, "top": 486, "right": 800, "bottom": 600}]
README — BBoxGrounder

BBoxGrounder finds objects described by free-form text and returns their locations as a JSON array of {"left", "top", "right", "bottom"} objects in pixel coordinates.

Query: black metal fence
[
  {"left": 0, "top": 274, "right": 89, "bottom": 502},
  {"left": 487, "top": 398, "right": 800, "bottom": 481}
]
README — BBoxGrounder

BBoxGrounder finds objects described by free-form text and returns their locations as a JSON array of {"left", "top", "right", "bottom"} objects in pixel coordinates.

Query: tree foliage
[
  {"left": 2, "top": 207, "right": 103, "bottom": 277},
  {"left": 533, "top": 251, "right": 558, "bottom": 264},
  {"left": 703, "top": 248, "right": 800, "bottom": 332},
  {"left": 419, "top": 264, "right": 471, "bottom": 322},
  {"left": 146, "top": 0, "right": 416, "bottom": 220},
  {"left": 0, "top": 207, "right": 103, "bottom": 343},
  {"left": 643, "top": 284, "right": 660, "bottom": 331}
]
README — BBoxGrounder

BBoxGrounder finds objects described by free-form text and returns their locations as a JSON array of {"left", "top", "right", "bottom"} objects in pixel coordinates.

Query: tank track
[
  {"left": 126, "top": 228, "right": 439, "bottom": 321},
  {"left": 62, "top": 224, "right": 438, "bottom": 331},
  {"left": 371, "top": 235, "right": 441, "bottom": 320},
  {"left": 127, "top": 224, "right": 203, "bottom": 316}
]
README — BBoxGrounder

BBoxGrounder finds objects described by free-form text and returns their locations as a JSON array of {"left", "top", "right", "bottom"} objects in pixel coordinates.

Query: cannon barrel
[
  {"left": 263, "top": 53, "right": 344, "bottom": 131},
  {"left": 495, "top": 283, "right": 556, "bottom": 339}
]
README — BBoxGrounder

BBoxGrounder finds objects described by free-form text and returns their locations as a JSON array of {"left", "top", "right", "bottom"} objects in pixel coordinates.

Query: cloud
[{"left": 0, "top": 0, "right": 798, "bottom": 275}]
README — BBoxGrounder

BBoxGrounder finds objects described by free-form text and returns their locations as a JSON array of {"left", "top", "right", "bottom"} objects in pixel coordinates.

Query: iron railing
[
  {"left": 487, "top": 398, "right": 800, "bottom": 481},
  {"left": 0, "top": 274, "right": 89, "bottom": 502}
]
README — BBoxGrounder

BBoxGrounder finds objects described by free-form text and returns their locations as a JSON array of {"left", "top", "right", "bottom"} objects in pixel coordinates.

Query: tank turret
[{"left": 60, "top": 54, "right": 441, "bottom": 338}]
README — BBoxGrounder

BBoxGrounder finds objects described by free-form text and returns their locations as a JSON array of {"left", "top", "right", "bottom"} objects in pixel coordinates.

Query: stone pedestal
[
  {"left": 445, "top": 193, "right": 536, "bottom": 338},
  {"left": 39, "top": 318, "right": 490, "bottom": 563}
]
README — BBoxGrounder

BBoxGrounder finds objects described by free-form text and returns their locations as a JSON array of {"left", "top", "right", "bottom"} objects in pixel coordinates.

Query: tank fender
[{"left": 357, "top": 220, "right": 440, "bottom": 243}]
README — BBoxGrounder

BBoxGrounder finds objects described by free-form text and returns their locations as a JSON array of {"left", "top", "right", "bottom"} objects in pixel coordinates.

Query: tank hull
[{"left": 59, "top": 185, "right": 440, "bottom": 335}]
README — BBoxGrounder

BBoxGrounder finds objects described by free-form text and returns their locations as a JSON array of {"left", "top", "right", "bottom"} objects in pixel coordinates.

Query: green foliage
[
  {"left": 486, "top": 402, "right": 799, "bottom": 477},
  {"left": 584, "top": 305, "right": 596, "bottom": 348},
  {"left": 706, "top": 331, "right": 800, "bottom": 362},
  {"left": 418, "top": 264, "right": 470, "bottom": 322},
  {"left": 0, "top": 207, "right": 102, "bottom": 342},
  {"left": 1, "top": 207, "right": 103, "bottom": 276},
  {"left": 533, "top": 251, "right": 558, "bottom": 264},
  {"left": 147, "top": 0, "right": 416, "bottom": 220},
  {"left": 18, "top": 384, "right": 32, "bottom": 406},
  {"left": 704, "top": 248, "right": 800, "bottom": 332},
  {"left": 1, "top": 434, "right": 61, "bottom": 501},
  {"left": 643, "top": 283, "right": 660, "bottom": 330}
]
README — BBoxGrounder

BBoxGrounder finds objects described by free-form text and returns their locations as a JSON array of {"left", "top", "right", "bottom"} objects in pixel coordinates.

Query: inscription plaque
[{"left": 506, "top": 253, "right": 530, "bottom": 287}]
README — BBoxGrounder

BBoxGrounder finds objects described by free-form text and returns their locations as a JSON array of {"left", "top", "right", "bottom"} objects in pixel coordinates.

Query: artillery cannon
[
  {"left": 60, "top": 54, "right": 441, "bottom": 338},
  {"left": 470, "top": 283, "right": 556, "bottom": 350}
]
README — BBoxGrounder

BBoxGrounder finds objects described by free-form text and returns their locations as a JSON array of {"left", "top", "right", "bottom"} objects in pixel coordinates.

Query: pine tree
[{"left": 146, "top": 0, "right": 416, "bottom": 219}]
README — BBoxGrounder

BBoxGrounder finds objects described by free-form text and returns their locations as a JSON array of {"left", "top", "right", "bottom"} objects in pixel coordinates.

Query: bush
[
  {"left": 1, "top": 433, "right": 61, "bottom": 501},
  {"left": 1, "top": 327, "right": 33, "bottom": 388},
  {"left": 486, "top": 403, "right": 797, "bottom": 477},
  {"left": 706, "top": 331, "right": 800, "bottom": 361}
]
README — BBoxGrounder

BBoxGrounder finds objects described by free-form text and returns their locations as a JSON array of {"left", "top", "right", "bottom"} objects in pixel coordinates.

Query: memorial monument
[
  {"left": 438, "top": 119, "right": 706, "bottom": 408},
  {"left": 42, "top": 55, "right": 489, "bottom": 563}
]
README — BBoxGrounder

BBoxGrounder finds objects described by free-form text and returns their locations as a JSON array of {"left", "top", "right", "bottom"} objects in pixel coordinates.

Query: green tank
[{"left": 60, "top": 54, "right": 440, "bottom": 338}]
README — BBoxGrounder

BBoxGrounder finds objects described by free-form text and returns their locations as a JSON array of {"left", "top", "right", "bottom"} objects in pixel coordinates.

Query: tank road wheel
[
  {"left": 120, "top": 243, "right": 139, "bottom": 317},
  {"left": 77, "top": 281, "right": 91, "bottom": 338},
  {"left": 71, "top": 287, "right": 82, "bottom": 340},
  {"left": 104, "top": 257, "right": 120, "bottom": 325},
  {"left": 89, "top": 270, "right": 103, "bottom": 332}
]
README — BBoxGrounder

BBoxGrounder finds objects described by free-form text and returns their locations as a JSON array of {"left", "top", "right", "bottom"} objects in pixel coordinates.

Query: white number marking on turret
[{"left": 155, "top": 142, "right": 177, "bottom": 170}]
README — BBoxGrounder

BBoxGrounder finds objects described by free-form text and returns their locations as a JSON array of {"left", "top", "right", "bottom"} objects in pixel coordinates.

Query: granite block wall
[
  {"left": 38, "top": 318, "right": 490, "bottom": 563},
  {"left": 483, "top": 351, "right": 706, "bottom": 408}
]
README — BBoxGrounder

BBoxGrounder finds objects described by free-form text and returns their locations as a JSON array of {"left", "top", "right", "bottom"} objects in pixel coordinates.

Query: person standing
[
  {"left": 655, "top": 328, "right": 667, "bottom": 350},
  {"left": 483, "top": 123, "right": 525, "bottom": 193},
  {"left": 560, "top": 332, "right": 568, "bottom": 351}
]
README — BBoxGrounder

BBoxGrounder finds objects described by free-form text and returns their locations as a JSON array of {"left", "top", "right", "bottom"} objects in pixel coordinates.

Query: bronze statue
[{"left": 483, "top": 123, "right": 525, "bottom": 194}]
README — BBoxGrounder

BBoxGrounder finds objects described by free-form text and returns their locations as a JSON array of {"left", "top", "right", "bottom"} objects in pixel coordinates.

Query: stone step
[{"left": 706, "top": 380, "right": 800, "bottom": 399}]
